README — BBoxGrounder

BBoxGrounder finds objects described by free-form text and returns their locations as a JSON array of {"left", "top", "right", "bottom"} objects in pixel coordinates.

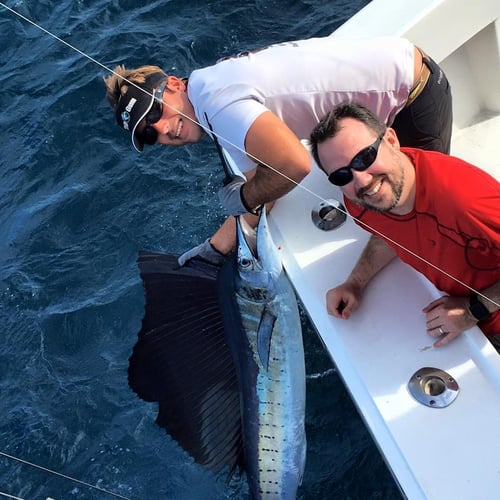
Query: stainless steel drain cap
[
  {"left": 408, "top": 367, "right": 459, "bottom": 408},
  {"left": 311, "top": 199, "right": 347, "bottom": 231}
]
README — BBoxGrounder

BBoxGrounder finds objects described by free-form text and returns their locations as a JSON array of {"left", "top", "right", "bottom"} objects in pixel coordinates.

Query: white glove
[
  {"left": 177, "top": 239, "right": 226, "bottom": 267},
  {"left": 218, "top": 175, "right": 259, "bottom": 216}
]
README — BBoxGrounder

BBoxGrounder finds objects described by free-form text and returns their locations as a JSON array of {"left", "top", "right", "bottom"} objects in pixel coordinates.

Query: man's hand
[
  {"left": 326, "top": 281, "right": 363, "bottom": 319},
  {"left": 423, "top": 295, "right": 476, "bottom": 347},
  {"left": 177, "top": 239, "right": 226, "bottom": 267},
  {"left": 325, "top": 236, "right": 395, "bottom": 321},
  {"left": 218, "top": 175, "right": 258, "bottom": 216}
]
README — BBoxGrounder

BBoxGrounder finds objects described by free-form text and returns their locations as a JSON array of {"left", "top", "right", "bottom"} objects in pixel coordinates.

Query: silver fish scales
[{"left": 218, "top": 207, "right": 306, "bottom": 499}]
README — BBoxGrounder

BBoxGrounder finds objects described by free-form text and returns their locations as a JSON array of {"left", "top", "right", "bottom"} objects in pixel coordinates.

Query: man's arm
[
  {"left": 177, "top": 207, "right": 271, "bottom": 266},
  {"left": 326, "top": 235, "right": 397, "bottom": 318},
  {"left": 209, "top": 167, "right": 274, "bottom": 255},
  {"left": 181, "top": 111, "right": 311, "bottom": 264},
  {"left": 240, "top": 111, "right": 312, "bottom": 211},
  {"left": 209, "top": 211, "right": 260, "bottom": 255}
]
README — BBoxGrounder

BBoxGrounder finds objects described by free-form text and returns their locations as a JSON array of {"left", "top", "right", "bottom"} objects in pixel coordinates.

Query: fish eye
[{"left": 239, "top": 257, "right": 253, "bottom": 269}]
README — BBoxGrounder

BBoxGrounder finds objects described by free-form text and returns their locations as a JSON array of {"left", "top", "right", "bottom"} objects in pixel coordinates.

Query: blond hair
[{"left": 103, "top": 65, "right": 166, "bottom": 109}]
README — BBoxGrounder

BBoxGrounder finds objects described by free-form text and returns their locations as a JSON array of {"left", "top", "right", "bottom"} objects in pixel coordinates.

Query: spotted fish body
[{"left": 218, "top": 207, "right": 306, "bottom": 499}]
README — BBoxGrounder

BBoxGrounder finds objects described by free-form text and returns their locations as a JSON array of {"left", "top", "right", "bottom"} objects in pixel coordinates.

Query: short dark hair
[{"left": 310, "top": 102, "right": 386, "bottom": 171}]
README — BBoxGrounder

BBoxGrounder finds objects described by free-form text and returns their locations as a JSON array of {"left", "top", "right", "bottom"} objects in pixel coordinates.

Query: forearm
[
  {"left": 347, "top": 235, "right": 397, "bottom": 289},
  {"left": 325, "top": 235, "right": 396, "bottom": 319},
  {"left": 209, "top": 213, "right": 259, "bottom": 255},
  {"left": 209, "top": 201, "right": 275, "bottom": 255},
  {"left": 241, "top": 164, "right": 303, "bottom": 210},
  {"left": 241, "top": 111, "right": 311, "bottom": 210}
]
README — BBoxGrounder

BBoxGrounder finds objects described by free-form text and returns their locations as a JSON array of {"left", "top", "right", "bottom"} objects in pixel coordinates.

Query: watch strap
[{"left": 469, "top": 292, "right": 491, "bottom": 322}]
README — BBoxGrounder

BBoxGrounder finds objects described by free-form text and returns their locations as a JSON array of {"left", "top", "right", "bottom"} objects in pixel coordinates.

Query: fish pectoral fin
[{"left": 256, "top": 307, "right": 276, "bottom": 371}]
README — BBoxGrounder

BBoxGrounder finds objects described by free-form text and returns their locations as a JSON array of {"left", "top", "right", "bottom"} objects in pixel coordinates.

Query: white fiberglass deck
[{"left": 452, "top": 111, "right": 500, "bottom": 179}]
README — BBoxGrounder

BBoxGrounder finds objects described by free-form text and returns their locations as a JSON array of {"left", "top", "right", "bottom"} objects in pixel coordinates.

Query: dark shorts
[{"left": 392, "top": 55, "right": 453, "bottom": 154}]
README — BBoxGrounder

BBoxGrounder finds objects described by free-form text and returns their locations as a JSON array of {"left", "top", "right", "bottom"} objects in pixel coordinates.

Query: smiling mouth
[
  {"left": 360, "top": 179, "right": 383, "bottom": 198},
  {"left": 175, "top": 119, "right": 183, "bottom": 139}
]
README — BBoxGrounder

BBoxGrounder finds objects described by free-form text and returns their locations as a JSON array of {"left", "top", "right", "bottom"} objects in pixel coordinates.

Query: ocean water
[{"left": 0, "top": 0, "right": 403, "bottom": 498}]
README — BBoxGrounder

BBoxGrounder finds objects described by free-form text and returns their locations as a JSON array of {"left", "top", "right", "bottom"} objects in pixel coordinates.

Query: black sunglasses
[
  {"left": 327, "top": 133, "right": 385, "bottom": 186},
  {"left": 136, "top": 81, "right": 166, "bottom": 146}
]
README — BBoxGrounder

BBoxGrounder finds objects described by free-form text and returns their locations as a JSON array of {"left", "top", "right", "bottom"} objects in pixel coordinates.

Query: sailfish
[{"left": 128, "top": 206, "right": 307, "bottom": 498}]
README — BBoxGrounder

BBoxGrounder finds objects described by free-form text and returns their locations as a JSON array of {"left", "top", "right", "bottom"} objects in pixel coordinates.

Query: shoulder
[
  {"left": 404, "top": 148, "right": 500, "bottom": 221},
  {"left": 403, "top": 147, "right": 498, "bottom": 190}
]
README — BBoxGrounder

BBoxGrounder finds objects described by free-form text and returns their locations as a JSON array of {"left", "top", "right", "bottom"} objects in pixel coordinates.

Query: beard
[{"left": 356, "top": 155, "right": 405, "bottom": 213}]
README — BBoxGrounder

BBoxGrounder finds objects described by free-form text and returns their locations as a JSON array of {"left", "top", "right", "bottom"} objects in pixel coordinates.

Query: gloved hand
[
  {"left": 177, "top": 239, "right": 226, "bottom": 267},
  {"left": 218, "top": 174, "right": 260, "bottom": 216}
]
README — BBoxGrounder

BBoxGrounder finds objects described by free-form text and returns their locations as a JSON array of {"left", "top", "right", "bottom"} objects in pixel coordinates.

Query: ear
[
  {"left": 165, "top": 75, "right": 186, "bottom": 92},
  {"left": 385, "top": 127, "right": 401, "bottom": 150}
]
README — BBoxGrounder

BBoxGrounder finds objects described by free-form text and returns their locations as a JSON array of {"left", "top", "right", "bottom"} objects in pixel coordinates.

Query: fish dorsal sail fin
[{"left": 128, "top": 251, "right": 244, "bottom": 475}]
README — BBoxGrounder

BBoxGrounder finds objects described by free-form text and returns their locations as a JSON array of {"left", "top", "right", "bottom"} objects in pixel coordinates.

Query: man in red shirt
[{"left": 309, "top": 102, "right": 499, "bottom": 347}]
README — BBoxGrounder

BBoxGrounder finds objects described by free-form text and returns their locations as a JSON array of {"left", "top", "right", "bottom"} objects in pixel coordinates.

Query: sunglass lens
[
  {"left": 146, "top": 101, "right": 163, "bottom": 125},
  {"left": 327, "top": 134, "right": 384, "bottom": 186},
  {"left": 329, "top": 168, "right": 352, "bottom": 186},
  {"left": 138, "top": 125, "right": 158, "bottom": 146},
  {"left": 357, "top": 147, "right": 377, "bottom": 170}
]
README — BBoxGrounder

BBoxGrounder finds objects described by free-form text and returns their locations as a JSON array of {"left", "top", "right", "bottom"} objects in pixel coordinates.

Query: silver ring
[{"left": 438, "top": 326, "right": 445, "bottom": 335}]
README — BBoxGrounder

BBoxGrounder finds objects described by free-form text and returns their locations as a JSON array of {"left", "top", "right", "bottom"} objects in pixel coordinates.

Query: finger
[
  {"left": 425, "top": 316, "right": 440, "bottom": 330},
  {"left": 339, "top": 298, "right": 357, "bottom": 319},
  {"left": 337, "top": 299, "right": 347, "bottom": 315},
  {"left": 327, "top": 300, "right": 344, "bottom": 318},
  {"left": 326, "top": 296, "right": 350, "bottom": 319},
  {"left": 434, "top": 330, "right": 460, "bottom": 348},
  {"left": 339, "top": 302, "right": 351, "bottom": 319},
  {"left": 428, "top": 327, "right": 444, "bottom": 338},
  {"left": 422, "top": 297, "right": 446, "bottom": 313}
]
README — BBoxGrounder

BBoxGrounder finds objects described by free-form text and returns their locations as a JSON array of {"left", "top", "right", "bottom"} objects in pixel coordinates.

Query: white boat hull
[{"left": 268, "top": 1, "right": 500, "bottom": 498}]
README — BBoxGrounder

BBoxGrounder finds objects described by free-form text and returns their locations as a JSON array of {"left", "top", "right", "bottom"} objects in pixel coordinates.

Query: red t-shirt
[{"left": 344, "top": 148, "right": 500, "bottom": 335}]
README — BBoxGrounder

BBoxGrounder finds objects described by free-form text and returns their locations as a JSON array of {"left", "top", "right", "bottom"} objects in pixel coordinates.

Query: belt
[{"left": 406, "top": 48, "right": 431, "bottom": 107}]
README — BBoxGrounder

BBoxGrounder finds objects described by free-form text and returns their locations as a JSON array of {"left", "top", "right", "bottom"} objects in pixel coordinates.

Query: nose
[
  {"left": 351, "top": 168, "right": 373, "bottom": 189},
  {"left": 153, "top": 118, "right": 169, "bottom": 136}
]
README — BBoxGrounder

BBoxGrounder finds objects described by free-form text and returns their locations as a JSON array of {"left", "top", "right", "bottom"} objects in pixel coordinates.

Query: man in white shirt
[{"left": 103, "top": 36, "right": 452, "bottom": 263}]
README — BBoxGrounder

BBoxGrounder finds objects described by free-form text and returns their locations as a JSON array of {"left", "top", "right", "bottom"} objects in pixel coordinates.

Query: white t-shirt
[{"left": 188, "top": 36, "right": 414, "bottom": 173}]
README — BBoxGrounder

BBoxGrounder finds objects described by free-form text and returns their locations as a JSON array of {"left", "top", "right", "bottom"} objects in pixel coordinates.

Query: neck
[{"left": 389, "top": 155, "right": 416, "bottom": 215}]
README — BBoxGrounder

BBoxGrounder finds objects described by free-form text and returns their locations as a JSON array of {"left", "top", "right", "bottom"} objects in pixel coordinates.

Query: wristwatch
[{"left": 469, "top": 292, "right": 491, "bottom": 322}]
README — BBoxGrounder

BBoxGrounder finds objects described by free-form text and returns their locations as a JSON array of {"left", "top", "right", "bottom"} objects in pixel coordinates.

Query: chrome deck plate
[
  {"left": 311, "top": 199, "right": 347, "bottom": 231},
  {"left": 408, "top": 367, "right": 459, "bottom": 408}
]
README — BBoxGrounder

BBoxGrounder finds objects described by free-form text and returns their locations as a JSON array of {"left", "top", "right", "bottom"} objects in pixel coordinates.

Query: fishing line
[
  {"left": 0, "top": 491, "right": 25, "bottom": 500},
  {"left": 0, "top": 452, "right": 131, "bottom": 500},
  {"left": 0, "top": 7, "right": 497, "bottom": 310},
  {"left": 1, "top": 2, "right": 498, "bottom": 493}
]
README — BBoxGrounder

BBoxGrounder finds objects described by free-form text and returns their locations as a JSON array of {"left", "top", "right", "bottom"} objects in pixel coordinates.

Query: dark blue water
[{"left": 0, "top": 0, "right": 403, "bottom": 498}]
